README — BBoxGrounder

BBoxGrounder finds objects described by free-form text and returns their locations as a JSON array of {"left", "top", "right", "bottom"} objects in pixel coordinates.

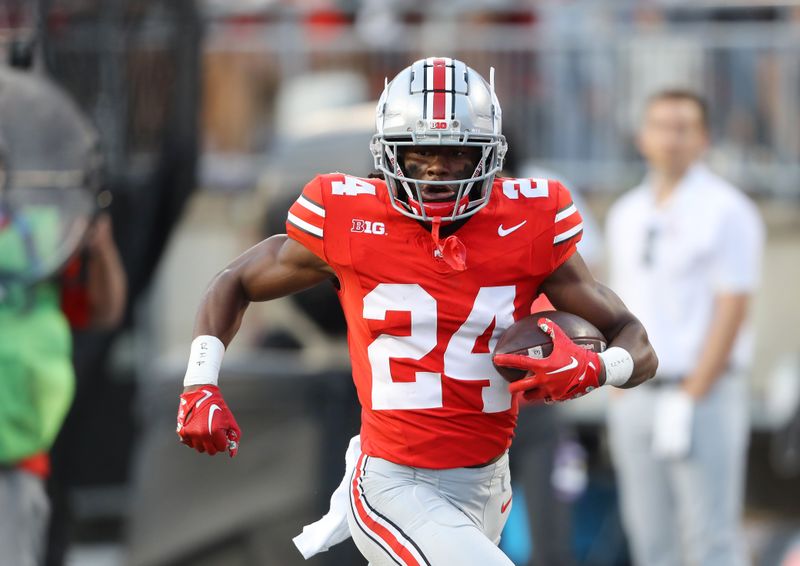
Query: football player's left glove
[
  {"left": 177, "top": 385, "right": 240, "bottom": 457},
  {"left": 494, "top": 317, "right": 602, "bottom": 403}
]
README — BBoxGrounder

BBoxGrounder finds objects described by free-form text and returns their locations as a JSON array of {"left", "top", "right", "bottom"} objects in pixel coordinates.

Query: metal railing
[
  {"left": 206, "top": 16, "right": 800, "bottom": 196},
  {"left": 41, "top": 5, "right": 800, "bottom": 197}
]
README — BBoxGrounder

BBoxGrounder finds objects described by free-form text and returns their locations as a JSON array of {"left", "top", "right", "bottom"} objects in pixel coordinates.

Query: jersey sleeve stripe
[
  {"left": 554, "top": 222, "right": 583, "bottom": 245},
  {"left": 556, "top": 200, "right": 574, "bottom": 214},
  {"left": 297, "top": 195, "right": 326, "bottom": 218},
  {"left": 555, "top": 203, "right": 577, "bottom": 223},
  {"left": 287, "top": 212, "right": 323, "bottom": 238}
]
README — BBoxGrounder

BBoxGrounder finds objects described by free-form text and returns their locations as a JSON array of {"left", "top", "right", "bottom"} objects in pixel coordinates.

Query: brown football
[{"left": 492, "top": 310, "right": 607, "bottom": 382}]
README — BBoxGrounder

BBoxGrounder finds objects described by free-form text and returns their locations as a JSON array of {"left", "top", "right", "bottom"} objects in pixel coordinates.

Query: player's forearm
[
  {"left": 185, "top": 236, "right": 333, "bottom": 392},
  {"left": 193, "top": 267, "right": 250, "bottom": 348},
  {"left": 590, "top": 282, "right": 659, "bottom": 387},
  {"left": 542, "top": 264, "right": 659, "bottom": 389},
  {"left": 603, "top": 318, "right": 658, "bottom": 388},
  {"left": 183, "top": 270, "right": 249, "bottom": 393},
  {"left": 682, "top": 293, "right": 749, "bottom": 399}
]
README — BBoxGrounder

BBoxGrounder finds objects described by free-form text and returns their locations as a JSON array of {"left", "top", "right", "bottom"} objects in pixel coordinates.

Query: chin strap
[{"left": 430, "top": 217, "right": 467, "bottom": 272}]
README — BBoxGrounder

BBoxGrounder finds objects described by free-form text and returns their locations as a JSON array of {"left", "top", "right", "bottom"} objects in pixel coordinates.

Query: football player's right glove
[
  {"left": 495, "top": 317, "right": 602, "bottom": 403},
  {"left": 177, "top": 385, "right": 240, "bottom": 457}
]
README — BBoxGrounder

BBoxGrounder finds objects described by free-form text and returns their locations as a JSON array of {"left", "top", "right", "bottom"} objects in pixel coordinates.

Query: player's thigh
[
  {"left": 436, "top": 454, "right": 513, "bottom": 546},
  {"left": 347, "top": 460, "right": 513, "bottom": 566}
]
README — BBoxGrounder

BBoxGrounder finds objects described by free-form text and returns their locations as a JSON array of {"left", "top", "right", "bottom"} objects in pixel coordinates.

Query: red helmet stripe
[{"left": 432, "top": 58, "right": 447, "bottom": 119}]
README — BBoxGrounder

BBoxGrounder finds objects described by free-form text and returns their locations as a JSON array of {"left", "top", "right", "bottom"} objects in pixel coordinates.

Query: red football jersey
[{"left": 286, "top": 174, "right": 582, "bottom": 468}]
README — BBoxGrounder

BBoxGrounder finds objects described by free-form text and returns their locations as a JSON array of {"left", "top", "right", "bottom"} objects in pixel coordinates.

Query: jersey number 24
[{"left": 364, "top": 284, "right": 516, "bottom": 413}]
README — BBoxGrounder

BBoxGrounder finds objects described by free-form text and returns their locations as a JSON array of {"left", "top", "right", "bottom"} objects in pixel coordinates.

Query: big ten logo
[
  {"left": 429, "top": 120, "right": 449, "bottom": 130},
  {"left": 351, "top": 219, "right": 387, "bottom": 235}
]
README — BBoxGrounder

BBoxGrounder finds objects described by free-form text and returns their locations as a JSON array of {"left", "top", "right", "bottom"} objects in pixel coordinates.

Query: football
[{"left": 492, "top": 310, "right": 607, "bottom": 382}]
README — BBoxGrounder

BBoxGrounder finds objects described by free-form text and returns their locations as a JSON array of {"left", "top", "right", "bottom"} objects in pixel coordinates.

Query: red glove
[
  {"left": 494, "top": 318, "right": 603, "bottom": 403},
  {"left": 177, "top": 385, "right": 241, "bottom": 457}
]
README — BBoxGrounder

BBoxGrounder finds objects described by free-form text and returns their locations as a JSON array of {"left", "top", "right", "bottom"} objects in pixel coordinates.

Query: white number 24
[{"left": 363, "top": 284, "right": 516, "bottom": 413}]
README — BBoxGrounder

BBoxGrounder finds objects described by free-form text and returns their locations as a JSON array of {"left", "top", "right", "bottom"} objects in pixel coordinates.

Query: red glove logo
[
  {"left": 177, "top": 385, "right": 241, "bottom": 457},
  {"left": 494, "top": 318, "right": 602, "bottom": 403}
]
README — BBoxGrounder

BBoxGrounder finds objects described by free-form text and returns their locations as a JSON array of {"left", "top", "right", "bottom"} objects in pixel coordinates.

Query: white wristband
[
  {"left": 183, "top": 335, "right": 225, "bottom": 387},
  {"left": 599, "top": 346, "right": 634, "bottom": 387}
]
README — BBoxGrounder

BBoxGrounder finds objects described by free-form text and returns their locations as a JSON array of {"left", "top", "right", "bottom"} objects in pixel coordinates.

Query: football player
[{"left": 177, "top": 58, "right": 657, "bottom": 565}]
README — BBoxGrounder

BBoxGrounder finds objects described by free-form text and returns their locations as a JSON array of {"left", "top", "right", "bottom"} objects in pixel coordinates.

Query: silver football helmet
[{"left": 370, "top": 57, "right": 507, "bottom": 222}]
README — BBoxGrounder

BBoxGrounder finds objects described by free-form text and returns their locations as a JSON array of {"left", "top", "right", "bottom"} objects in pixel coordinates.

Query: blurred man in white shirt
[{"left": 605, "top": 90, "right": 764, "bottom": 566}]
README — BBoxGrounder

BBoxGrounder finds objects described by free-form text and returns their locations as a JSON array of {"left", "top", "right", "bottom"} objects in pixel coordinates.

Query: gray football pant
[
  {"left": 608, "top": 373, "right": 749, "bottom": 566},
  {"left": 0, "top": 468, "right": 50, "bottom": 566},
  {"left": 347, "top": 451, "right": 515, "bottom": 566}
]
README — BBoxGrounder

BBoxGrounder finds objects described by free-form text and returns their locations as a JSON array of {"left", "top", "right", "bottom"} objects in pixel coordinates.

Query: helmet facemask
[{"left": 371, "top": 134, "right": 505, "bottom": 222}]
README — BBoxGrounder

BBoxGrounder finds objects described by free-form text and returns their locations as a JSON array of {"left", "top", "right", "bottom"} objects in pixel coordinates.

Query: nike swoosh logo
[
  {"left": 547, "top": 356, "right": 578, "bottom": 374},
  {"left": 501, "top": 497, "right": 512, "bottom": 513},
  {"left": 498, "top": 220, "right": 527, "bottom": 237},
  {"left": 196, "top": 389, "right": 213, "bottom": 409},
  {"left": 208, "top": 404, "right": 221, "bottom": 434}
]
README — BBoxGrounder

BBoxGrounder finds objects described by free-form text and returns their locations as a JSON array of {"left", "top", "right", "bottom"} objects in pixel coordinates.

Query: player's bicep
[
  {"left": 540, "top": 253, "right": 635, "bottom": 340},
  {"left": 234, "top": 235, "right": 334, "bottom": 302}
]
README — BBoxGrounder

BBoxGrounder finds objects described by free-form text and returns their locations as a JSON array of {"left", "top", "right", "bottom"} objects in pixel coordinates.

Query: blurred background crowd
[{"left": 1, "top": 0, "right": 799, "bottom": 565}]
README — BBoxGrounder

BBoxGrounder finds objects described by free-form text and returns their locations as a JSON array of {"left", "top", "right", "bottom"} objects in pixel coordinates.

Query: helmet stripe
[{"left": 432, "top": 58, "right": 447, "bottom": 120}]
